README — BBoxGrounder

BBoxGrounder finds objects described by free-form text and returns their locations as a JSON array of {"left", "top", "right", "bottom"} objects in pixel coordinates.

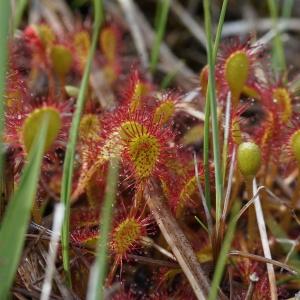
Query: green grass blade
[
  {"left": 0, "top": 118, "right": 49, "bottom": 298},
  {"left": 154, "top": 0, "right": 163, "bottom": 31},
  {"left": 203, "top": 98, "right": 211, "bottom": 211},
  {"left": 150, "top": 0, "right": 170, "bottom": 74},
  {"left": 160, "top": 68, "right": 178, "bottom": 88},
  {"left": 14, "top": 0, "right": 28, "bottom": 30},
  {"left": 267, "top": 0, "right": 286, "bottom": 71},
  {"left": 282, "top": 0, "right": 294, "bottom": 18},
  {"left": 203, "top": 0, "right": 226, "bottom": 229},
  {"left": 60, "top": 0, "right": 104, "bottom": 284},
  {"left": 86, "top": 159, "right": 119, "bottom": 300},
  {"left": 0, "top": 1, "right": 11, "bottom": 175},
  {"left": 212, "top": 0, "right": 228, "bottom": 58},
  {"left": 208, "top": 201, "right": 240, "bottom": 300},
  {"left": 203, "top": 0, "right": 228, "bottom": 213},
  {"left": 194, "top": 216, "right": 209, "bottom": 233}
]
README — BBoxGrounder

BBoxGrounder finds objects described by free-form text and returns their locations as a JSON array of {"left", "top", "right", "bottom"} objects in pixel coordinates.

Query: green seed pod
[
  {"left": 291, "top": 130, "right": 300, "bottom": 163},
  {"left": 237, "top": 142, "right": 261, "bottom": 178}
]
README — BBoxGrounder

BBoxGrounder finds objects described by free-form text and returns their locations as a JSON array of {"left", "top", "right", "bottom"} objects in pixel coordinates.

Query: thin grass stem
[
  {"left": 203, "top": 0, "right": 228, "bottom": 214},
  {"left": 282, "top": 0, "right": 294, "bottom": 19},
  {"left": 0, "top": 1, "right": 11, "bottom": 177},
  {"left": 150, "top": 0, "right": 170, "bottom": 73},
  {"left": 208, "top": 201, "right": 240, "bottom": 300},
  {"left": 60, "top": 0, "right": 104, "bottom": 285},
  {"left": 203, "top": 0, "right": 226, "bottom": 230},
  {"left": 14, "top": 0, "right": 28, "bottom": 30},
  {"left": 267, "top": 0, "right": 286, "bottom": 71},
  {"left": 86, "top": 159, "right": 119, "bottom": 300}
]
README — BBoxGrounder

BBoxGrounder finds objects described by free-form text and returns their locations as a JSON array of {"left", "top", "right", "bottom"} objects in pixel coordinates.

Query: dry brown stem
[{"left": 144, "top": 180, "right": 218, "bottom": 300}]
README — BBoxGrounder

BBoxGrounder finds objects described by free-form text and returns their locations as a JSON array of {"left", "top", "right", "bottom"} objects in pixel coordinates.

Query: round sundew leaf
[
  {"left": 273, "top": 87, "right": 292, "bottom": 124},
  {"left": 128, "top": 80, "right": 151, "bottom": 113},
  {"left": 101, "top": 130, "right": 124, "bottom": 160},
  {"left": 79, "top": 114, "right": 101, "bottom": 141},
  {"left": 225, "top": 50, "right": 249, "bottom": 103},
  {"left": 231, "top": 119, "right": 243, "bottom": 145},
  {"left": 237, "top": 142, "right": 261, "bottom": 178},
  {"left": 71, "top": 228, "right": 99, "bottom": 250},
  {"left": 50, "top": 45, "right": 73, "bottom": 77},
  {"left": 73, "top": 31, "right": 90, "bottom": 69},
  {"left": 37, "top": 24, "right": 55, "bottom": 49},
  {"left": 153, "top": 101, "right": 176, "bottom": 125},
  {"left": 21, "top": 107, "right": 61, "bottom": 154},
  {"left": 181, "top": 124, "right": 203, "bottom": 146},
  {"left": 103, "top": 64, "right": 118, "bottom": 84},
  {"left": 196, "top": 244, "right": 213, "bottom": 263},
  {"left": 113, "top": 218, "right": 142, "bottom": 256},
  {"left": 119, "top": 121, "right": 147, "bottom": 140},
  {"left": 176, "top": 176, "right": 197, "bottom": 217},
  {"left": 291, "top": 130, "right": 300, "bottom": 163},
  {"left": 128, "top": 133, "right": 160, "bottom": 179},
  {"left": 242, "top": 85, "right": 260, "bottom": 100},
  {"left": 100, "top": 27, "right": 118, "bottom": 62},
  {"left": 130, "top": 81, "right": 145, "bottom": 112}
]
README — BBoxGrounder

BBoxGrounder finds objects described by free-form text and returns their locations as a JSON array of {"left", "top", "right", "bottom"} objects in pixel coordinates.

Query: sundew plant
[{"left": 1, "top": 0, "right": 300, "bottom": 299}]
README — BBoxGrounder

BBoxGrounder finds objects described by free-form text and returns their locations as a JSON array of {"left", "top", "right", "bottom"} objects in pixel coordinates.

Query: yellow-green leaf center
[
  {"left": 120, "top": 121, "right": 146, "bottom": 140},
  {"left": 113, "top": 218, "right": 142, "bottom": 256},
  {"left": 128, "top": 134, "right": 160, "bottom": 179}
]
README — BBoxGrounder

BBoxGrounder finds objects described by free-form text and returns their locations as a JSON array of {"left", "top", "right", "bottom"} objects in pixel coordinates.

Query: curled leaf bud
[{"left": 237, "top": 142, "right": 261, "bottom": 178}]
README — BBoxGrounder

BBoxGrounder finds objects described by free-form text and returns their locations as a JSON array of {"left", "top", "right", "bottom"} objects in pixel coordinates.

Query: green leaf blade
[{"left": 0, "top": 118, "right": 49, "bottom": 297}]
